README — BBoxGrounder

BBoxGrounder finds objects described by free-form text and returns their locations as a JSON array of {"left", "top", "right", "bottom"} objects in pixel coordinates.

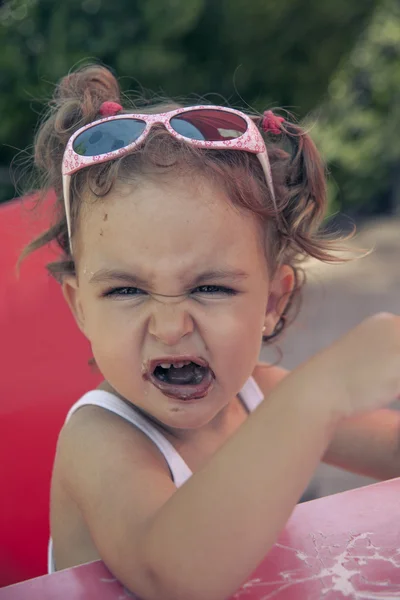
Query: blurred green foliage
[
  {"left": 310, "top": 0, "right": 400, "bottom": 217},
  {"left": 0, "top": 0, "right": 382, "bottom": 211}
]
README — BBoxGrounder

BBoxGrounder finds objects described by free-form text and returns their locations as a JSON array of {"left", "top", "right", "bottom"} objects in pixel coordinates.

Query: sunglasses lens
[
  {"left": 73, "top": 119, "right": 146, "bottom": 156},
  {"left": 170, "top": 109, "right": 248, "bottom": 142}
]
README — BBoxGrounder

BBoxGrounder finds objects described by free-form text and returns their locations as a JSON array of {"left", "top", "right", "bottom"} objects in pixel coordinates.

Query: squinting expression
[{"left": 64, "top": 174, "right": 281, "bottom": 431}]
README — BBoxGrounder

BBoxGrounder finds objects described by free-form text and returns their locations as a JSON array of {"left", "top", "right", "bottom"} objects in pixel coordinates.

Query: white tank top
[{"left": 48, "top": 376, "right": 264, "bottom": 573}]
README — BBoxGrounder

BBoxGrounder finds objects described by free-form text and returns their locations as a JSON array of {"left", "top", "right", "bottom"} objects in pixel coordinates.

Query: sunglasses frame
[{"left": 62, "top": 105, "right": 275, "bottom": 251}]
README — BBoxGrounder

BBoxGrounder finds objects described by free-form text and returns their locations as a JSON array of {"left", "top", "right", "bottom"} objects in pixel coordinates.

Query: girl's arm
[
  {"left": 57, "top": 360, "right": 339, "bottom": 600},
  {"left": 255, "top": 363, "right": 400, "bottom": 480}
]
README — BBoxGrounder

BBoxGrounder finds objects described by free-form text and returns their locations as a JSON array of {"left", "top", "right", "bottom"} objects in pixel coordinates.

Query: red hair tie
[
  {"left": 261, "top": 110, "right": 285, "bottom": 135},
  {"left": 99, "top": 101, "right": 123, "bottom": 117}
]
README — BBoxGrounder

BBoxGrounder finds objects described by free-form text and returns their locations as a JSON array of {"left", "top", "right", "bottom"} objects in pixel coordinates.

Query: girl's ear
[
  {"left": 263, "top": 265, "right": 295, "bottom": 337},
  {"left": 62, "top": 275, "right": 87, "bottom": 336}
]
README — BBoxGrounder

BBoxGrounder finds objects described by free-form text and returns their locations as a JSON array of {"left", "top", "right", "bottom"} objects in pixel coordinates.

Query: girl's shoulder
[{"left": 252, "top": 362, "right": 289, "bottom": 399}]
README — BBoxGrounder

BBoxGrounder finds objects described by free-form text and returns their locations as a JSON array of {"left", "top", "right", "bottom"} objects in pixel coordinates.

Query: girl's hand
[{"left": 304, "top": 313, "right": 400, "bottom": 420}]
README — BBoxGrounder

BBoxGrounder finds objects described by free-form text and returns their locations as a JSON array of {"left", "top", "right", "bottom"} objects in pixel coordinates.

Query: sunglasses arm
[
  {"left": 62, "top": 173, "right": 73, "bottom": 253},
  {"left": 257, "top": 151, "right": 276, "bottom": 204}
]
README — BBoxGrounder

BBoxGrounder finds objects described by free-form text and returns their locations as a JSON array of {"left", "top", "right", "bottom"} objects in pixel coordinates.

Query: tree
[
  {"left": 0, "top": 0, "right": 379, "bottom": 203},
  {"left": 309, "top": 0, "right": 400, "bottom": 217}
]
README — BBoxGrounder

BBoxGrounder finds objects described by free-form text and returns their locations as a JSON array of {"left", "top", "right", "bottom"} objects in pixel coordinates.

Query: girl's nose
[{"left": 148, "top": 302, "right": 194, "bottom": 346}]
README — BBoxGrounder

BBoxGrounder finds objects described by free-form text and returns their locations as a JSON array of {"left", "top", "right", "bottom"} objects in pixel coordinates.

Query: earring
[
  {"left": 263, "top": 316, "right": 286, "bottom": 341},
  {"left": 262, "top": 325, "right": 266, "bottom": 333}
]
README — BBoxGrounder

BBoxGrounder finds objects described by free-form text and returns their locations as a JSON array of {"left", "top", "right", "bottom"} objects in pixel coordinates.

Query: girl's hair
[{"left": 21, "top": 64, "right": 346, "bottom": 342}]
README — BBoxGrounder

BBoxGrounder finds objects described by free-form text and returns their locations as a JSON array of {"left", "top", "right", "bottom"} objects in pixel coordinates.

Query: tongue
[{"left": 166, "top": 364, "right": 205, "bottom": 385}]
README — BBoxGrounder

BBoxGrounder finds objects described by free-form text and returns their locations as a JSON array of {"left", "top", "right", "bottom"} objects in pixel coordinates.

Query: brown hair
[{"left": 21, "top": 64, "right": 347, "bottom": 342}]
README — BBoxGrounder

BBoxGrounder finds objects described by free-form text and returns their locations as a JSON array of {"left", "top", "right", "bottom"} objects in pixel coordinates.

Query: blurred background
[{"left": 1, "top": 0, "right": 399, "bottom": 499}]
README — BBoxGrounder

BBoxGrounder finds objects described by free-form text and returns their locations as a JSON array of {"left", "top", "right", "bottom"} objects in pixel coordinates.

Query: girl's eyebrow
[
  {"left": 190, "top": 269, "right": 249, "bottom": 285},
  {"left": 88, "top": 268, "right": 249, "bottom": 287},
  {"left": 89, "top": 270, "right": 149, "bottom": 287}
]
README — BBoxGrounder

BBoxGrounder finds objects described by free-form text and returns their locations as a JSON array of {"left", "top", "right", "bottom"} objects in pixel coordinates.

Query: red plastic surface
[
  {"left": 2, "top": 478, "right": 400, "bottom": 599},
  {"left": 0, "top": 197, "right": 101, "bottom": 587}
]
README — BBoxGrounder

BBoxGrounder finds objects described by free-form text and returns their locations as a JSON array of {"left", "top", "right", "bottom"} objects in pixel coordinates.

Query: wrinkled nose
[{"left": 148, "top": 301, "right": 194, "bottom": 346}]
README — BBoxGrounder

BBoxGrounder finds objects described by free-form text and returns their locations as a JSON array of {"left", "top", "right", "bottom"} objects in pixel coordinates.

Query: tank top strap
[
  {"left": 66, "top": 390, "right": 193, "bottom": 488},
  {"left": 238, "top": 376, "right": 264, "bottom": 412}
]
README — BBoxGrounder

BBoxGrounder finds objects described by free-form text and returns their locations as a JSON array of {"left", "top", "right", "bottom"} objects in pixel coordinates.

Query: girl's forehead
[{"left": 77, "top": 175, "right": 267, "bottom": 268}]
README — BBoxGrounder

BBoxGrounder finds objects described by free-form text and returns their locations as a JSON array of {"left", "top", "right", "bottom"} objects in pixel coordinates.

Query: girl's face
[{"left": 63, "top": 173, "right": 292, "bottom": 431}]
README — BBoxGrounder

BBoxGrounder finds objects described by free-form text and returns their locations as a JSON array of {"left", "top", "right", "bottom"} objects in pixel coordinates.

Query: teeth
[{"left": 156, "top": 360, "right": 193, "bottom": 369}]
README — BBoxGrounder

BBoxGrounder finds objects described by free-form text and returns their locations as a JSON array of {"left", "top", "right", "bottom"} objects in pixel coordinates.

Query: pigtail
[
  {"left": 261, "top": 111, "right": 345, "bottom": 265},
  {"left": 35, "top": 66, "right": 122, "bottom": 190},
  {"left": 281, "top": 120, "right": 331, "bottom": 260}
]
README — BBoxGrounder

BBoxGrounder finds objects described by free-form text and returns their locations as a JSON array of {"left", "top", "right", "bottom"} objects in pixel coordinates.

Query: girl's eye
[
  {"left": 192, "top": 285, "right": 237, "bottom": 296},
  {"left": 103, "top": 287, "right": 147, "bottom": 298},
  {"left": 101, "top": 285, "right": 237, "bottom": 299}
]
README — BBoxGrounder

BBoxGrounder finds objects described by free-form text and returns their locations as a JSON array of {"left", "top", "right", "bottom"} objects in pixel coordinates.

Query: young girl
[{"left": 24, "top": 65, "right": 400, "bottom": 600}]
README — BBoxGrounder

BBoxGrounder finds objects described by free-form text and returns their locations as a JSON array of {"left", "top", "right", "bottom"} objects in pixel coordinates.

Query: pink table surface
[{"left": 2, "top": 478, "right": 400, "bottom": 600}]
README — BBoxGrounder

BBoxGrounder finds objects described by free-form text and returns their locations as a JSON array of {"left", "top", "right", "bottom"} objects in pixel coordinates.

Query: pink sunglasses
[{"left": 62, "top": 105, "right": 275, "bottom": 251}]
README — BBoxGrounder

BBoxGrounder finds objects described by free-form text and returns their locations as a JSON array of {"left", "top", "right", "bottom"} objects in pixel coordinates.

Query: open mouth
[{"left": 143, "top": 356, "right": 214, "bottom": 400}]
